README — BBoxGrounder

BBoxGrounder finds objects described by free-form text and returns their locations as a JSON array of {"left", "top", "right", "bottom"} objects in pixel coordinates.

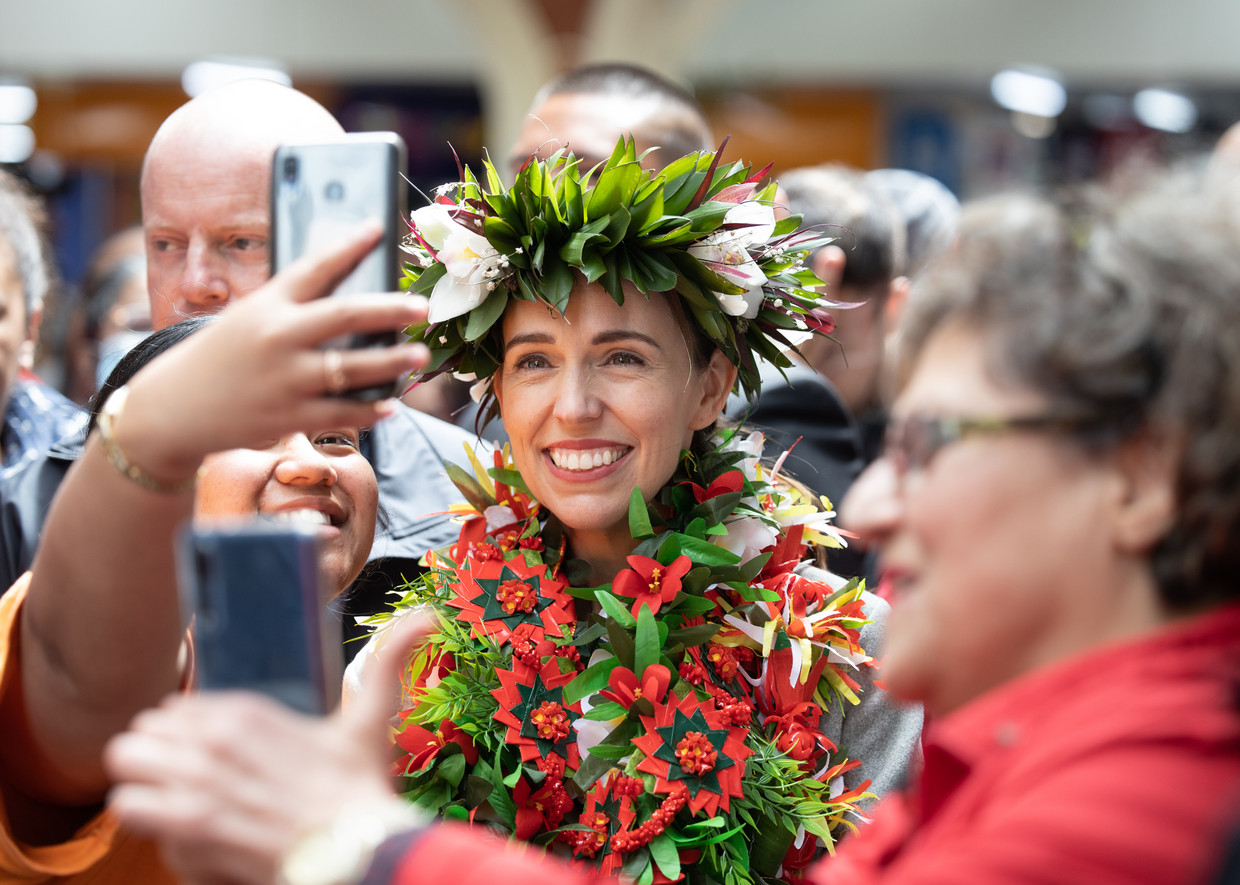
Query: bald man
[
  {"left": 508, "top": 62, "right": 715, "bottom": 178},
  {"left": 0, "top": 81, "right": 479, "bottom": 604}
]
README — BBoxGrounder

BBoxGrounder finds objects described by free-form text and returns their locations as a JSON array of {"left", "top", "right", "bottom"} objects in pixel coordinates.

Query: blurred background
[{"left": 1, "top": 0, "right": 1235, "bottom": 290}]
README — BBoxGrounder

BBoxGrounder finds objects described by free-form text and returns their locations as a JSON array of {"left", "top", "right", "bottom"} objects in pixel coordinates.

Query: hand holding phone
[{"left": 272, "top": 132, "right": 408, "bottom": 401}]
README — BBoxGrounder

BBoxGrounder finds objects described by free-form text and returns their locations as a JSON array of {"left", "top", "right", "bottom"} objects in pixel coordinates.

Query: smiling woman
[
  {"left": 334, "top": 139, "right": 922, "bottom": 883},
  {"left": 93, "top": 140, "right": 920, "bottom": 885}
]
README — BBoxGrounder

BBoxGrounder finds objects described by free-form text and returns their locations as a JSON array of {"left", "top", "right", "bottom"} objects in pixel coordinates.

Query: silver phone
[{"left": 272, "top": 132, "right": 408, "bottom": 401}]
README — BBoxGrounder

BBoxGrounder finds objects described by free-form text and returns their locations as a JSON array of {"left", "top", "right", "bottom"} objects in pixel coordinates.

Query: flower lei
[
  {"left": 400, "top": 138, "right": 839, "bottom": 402},
  {"left": 370, "top": 431, "right": 876, "bottom": 885}
]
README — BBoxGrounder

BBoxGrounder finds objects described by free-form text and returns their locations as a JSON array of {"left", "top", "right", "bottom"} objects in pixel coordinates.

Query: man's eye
[{"left": 233, "top": 238, "right": 266, "bottom": 252}]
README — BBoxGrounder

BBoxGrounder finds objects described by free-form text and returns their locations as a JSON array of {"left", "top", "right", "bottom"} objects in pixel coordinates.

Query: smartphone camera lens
[
  {"left": 325, "top": 181, "right": 344, "bottom": 202},
  {"left": 283, "top": 156, "right": 299, "bottom": 184}
]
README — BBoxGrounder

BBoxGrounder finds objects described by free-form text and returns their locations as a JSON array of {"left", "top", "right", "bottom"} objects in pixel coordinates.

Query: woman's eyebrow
[
  {"left": 592, "top": 330, "right": 661, "bottom": 349},
  {"left": 504, "top": 331, "right": 556, "bottom": 349}
]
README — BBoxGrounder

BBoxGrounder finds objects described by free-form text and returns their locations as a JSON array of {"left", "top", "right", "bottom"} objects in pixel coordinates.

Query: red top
[
  {"left": 813, "top": 603, "right": 1240, "bottom": 885},
  {"left": 391, "top": 604, "right": 1240, "bottom": 885}
]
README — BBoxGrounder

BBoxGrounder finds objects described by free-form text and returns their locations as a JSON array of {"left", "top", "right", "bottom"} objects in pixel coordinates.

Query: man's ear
[
  {"left": 885, "top": 276, "right": 911, "bottom": 329},
  {"left": 690, "top": 349, "right": 738, "bottom": 431},
  {"left": 810, "top": 245, "right": 846, "bottom": 293},
  {"left": 1111, "top": 431, "right": 1180, "bottom": 555},
  {"left": 19, "top": 301, "right": 41, "bottom": 371}
]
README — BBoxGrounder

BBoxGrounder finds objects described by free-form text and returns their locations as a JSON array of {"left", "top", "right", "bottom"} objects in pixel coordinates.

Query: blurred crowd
[{"left": 0, "top": 62, "right": 1238, "bottom": 885}]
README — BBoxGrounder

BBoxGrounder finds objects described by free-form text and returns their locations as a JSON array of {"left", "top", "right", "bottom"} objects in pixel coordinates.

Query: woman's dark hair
[
  {"left": 87, "top": 316, "right": 214, "bottom": 435},
  {"left": 899, "top": 171, "right": 1240, "bottom": 610}
]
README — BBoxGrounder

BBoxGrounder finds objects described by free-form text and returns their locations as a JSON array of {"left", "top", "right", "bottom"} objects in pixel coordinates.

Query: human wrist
[
  {"left": 97, "top": 385, "right": 204, "bottom": 493},
  {"left": 278, "top": 797, "right": 427, "bottom": 885}
]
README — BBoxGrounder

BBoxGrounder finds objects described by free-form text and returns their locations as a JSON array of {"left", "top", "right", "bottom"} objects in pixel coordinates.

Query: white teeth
[
  {"left": 267, "top": 509, "right": 331, "bottom": 527},
  {"left": 549, "top": 447, "right": 629, "bottom": 472}
]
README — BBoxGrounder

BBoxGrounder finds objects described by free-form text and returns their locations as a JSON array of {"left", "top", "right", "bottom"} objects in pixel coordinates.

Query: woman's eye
[
  {"left": 316, "top": 432, "right": 359, "bottom": 449},
  {"left": 513, "top": 354, "right": 550, "bottom": 370},
  {"left": 608, "top": 351, "right": 644, "bottom": 367}
]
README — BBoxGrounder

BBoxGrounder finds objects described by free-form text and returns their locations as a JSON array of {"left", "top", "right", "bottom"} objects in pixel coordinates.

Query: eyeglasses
[{"left": 882, "top": 413, "right": 1115, "bottom": 477}]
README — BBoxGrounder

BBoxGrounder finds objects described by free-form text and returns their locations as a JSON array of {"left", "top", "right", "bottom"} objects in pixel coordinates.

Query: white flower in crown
[
  {"left": 688, "top": 200, "right": 777, "bottom": 319},
  {"left": 410, "top": 203, "right": 506, "bottom": 323}
]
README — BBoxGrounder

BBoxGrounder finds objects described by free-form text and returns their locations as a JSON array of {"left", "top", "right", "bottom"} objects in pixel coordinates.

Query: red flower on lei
[
  {"left": 445, "top": 548, "right": 575, "bottom": 647},
  {"left": 680, "top": 468, "right": 745, "bottom": 503},
  {"left": 632, "top": 691, "right": 752, "bottom": 816},
  {"left": 612, "top": 554, "right": 692, "bottom": 617},
  {"left": 392, "top": 716, "right": 478, "bottom": 776},
  {"left": 492, "top": 656, "right": 582, "bottom": 768}
]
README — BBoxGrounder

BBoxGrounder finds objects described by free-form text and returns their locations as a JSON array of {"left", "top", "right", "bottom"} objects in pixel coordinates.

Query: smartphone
[
  {"left": 178, "top": 522, "right": 341, "bottom": 715},
  {"left": 271, "top": 132, "right": 408, "bottom": 401}
]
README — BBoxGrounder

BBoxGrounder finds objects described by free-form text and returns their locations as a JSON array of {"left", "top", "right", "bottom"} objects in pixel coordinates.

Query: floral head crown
[{"left": 402, "top": 138, "right": 837, "bottom": 401}]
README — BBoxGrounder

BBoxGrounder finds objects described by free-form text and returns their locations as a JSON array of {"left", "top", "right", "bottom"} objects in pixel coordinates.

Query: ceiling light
[
  {"left": 0, "top": 83, "right": 36, "bottom": 125},
  {"left": 991, "top": 68, "right": 1067, "bottom": 118},
  {"left": 0, "top": 125, "right": 35, "bottom": 164},
  {"left": 1133, "top": 88, "right": 1197, "bottom": 134},
  {"left": 181, "top": 58, "right": 291, "bottom": 98}
]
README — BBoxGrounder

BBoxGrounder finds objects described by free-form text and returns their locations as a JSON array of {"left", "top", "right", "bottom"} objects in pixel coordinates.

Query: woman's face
[
  {"left": 841, "top": 321, "right": 1133, "bottom": 716},
  {"left": 194, "top": 429, "right": 377, "bottom": 598},
  {"left": 494, "top": 282, "right": 732, "bottom": 548}
]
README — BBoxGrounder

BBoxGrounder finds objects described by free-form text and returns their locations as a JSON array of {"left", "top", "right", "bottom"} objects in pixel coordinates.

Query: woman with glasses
[{"left": 829, "top": 179, "right": 1240, "bottom": 883}]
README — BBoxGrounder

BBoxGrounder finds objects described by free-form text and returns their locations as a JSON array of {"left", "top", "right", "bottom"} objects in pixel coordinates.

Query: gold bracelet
[{"left": 97, "top": 385, "right": 202, "bottom": 495}]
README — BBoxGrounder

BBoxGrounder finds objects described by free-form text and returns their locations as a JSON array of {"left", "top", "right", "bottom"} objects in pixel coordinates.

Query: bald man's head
[
  {"left": 142, "top": 80, "right": 343, "bottom": 329},
  {"left": 508, "top": 63, "right": 713, "bottom": 178}
]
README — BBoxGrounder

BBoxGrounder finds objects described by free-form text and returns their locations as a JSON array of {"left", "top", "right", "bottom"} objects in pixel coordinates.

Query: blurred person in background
[
  {"left": 0, "top": 171, "right": 86, "bottom": 485},
  {"left": 107, "top": 167, "right": 1240, "bottom": 885},
  {"left": 508, "top": 61, "right": 714, "bottom": 177},
  {"left": 726, "top": 164, "right": 905, "bottom": 503},
  {"left": 61, "top": 225, "right": 150, "bottom": 404}
]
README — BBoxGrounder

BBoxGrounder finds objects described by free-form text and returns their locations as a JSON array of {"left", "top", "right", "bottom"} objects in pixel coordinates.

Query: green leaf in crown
[{"left": 400, "top": 137, "right": 843, "bottom": 404}]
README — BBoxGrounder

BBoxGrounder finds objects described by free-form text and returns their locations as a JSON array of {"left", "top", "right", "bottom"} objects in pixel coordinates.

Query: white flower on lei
[
  {"left": 410, "top": 203, "right": 506, "bottom": 323},
  {"left": 688, "top": 201, "right": 777, "bottom": 319},
  {"left": 713, "top": 513, "right": 780, "bottom": 563}
]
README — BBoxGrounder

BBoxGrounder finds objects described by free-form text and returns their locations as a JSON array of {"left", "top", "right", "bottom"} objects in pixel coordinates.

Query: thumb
[
  {"left": 283, "top": 219, "right": 385, "bottom": 304},
  {"left": 342, "top": 609, "right": 436, "bottom": 744}
]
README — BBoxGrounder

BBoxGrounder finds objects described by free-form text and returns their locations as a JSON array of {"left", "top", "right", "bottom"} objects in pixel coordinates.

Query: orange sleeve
[{"left": 0, "top": 576, "right": 172, "bottom": 884}]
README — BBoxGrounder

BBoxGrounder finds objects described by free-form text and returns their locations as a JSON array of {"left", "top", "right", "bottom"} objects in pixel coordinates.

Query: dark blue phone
[{"left": 178, "top": 522, "right": 341, "bottom": 714}]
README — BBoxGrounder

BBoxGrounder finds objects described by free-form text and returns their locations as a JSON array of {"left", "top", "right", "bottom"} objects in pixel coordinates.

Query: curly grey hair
[
  {"left": 0, "top": 170, "right": 49, "bottom": 317},
  {"left": 899, "top": 172, "right": 1240, "bottom": 610}
]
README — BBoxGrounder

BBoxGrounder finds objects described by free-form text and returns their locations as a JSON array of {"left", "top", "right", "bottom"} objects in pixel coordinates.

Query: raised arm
[{"left": 2, "top": 222, "right": 428, "bottom": 808}]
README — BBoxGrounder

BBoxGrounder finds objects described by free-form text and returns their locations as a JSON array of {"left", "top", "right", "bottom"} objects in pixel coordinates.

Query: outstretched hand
[
  {"left": 104, "top": 612, "right": 433, "bottom": 885},
  {"left": 117, "top": 221, "right": 430, "bottom": 482}
]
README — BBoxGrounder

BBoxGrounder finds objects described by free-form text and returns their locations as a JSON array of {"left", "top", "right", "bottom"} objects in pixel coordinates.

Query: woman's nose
[
  {"left": 551, "top": 365, "right": 603, "bottom": 424},
  {"left": 273, "top": 434, "right": 338, "bottom": 487},
  {"left": 839, "top": 457, "right": 903, "bottom": 547}
]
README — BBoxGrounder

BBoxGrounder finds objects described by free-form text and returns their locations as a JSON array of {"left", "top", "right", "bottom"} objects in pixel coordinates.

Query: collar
[{"left": 917, "top": 601, "right": 1240, "bottom": 821}]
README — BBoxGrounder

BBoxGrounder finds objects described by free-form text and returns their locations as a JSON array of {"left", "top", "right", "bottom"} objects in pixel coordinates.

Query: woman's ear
[
  {"left": 689, "top": 349, "right": 738, "bottom": 431},
  {"left": 1111, "top": 430, "right": 1181, "bottom": 555}
]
